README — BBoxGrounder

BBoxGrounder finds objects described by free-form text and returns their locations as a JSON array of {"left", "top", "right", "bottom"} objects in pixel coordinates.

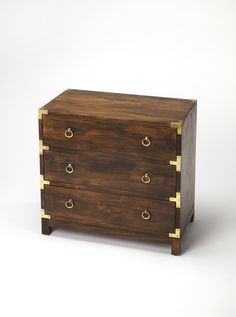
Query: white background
[{"left": 0, "top": 0, "right": 235, "bottom": 316}]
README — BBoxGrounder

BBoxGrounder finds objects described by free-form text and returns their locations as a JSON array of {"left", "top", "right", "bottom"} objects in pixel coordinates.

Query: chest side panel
[{"left": 180, "top": 104, "right": 197, "bottom": 230}]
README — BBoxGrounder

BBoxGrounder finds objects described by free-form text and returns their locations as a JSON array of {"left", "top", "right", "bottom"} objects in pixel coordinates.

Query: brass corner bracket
[
  {"left": 38, "top": 109, "right": 48, "bottom": 120},
  {"left": 170, "top": 156, "right": 181, "bottom": 172},
  {"left": 170, "top": 120, "right": 183, "bottom": 135},
  {"left": 39, "top": 140, "right": 49, "bottom": 155},
  {"left": 169, "top": 192, "right": 181, "bottom": 208},
  {"left": 41, "top": 209, "right": 51, "bottom": 219},
  {"left": 169, "top": 228, "right": 180, "bottom": 239},
  {"left": 40, "top": 175, "right": 50, "bottom": 189}
]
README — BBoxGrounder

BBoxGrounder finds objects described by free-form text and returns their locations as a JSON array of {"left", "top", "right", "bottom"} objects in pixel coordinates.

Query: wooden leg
[
  {"left": 171, "top": 238, "right": 181, "bottom": 256},
  {"left": 190, "top": 212, "right": 195, "bottom": 223},
  {"left": 42, "top": 219, "right": 52, "bottom": 235}
]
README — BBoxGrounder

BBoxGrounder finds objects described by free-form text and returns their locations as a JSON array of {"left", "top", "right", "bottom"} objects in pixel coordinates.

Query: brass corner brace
[
  {"left": 170, "top": 156, "right": 181, "bottom": 172},
  {"left": 38, "top": 109, "right": 48, "bottom": 120},
  {"left": 41, "top": 209, "right": 51, "bottom": 219},
  {"left": 40, "top": 175, "right": 50, "bottom": 189},
  {"left": 169, "top": 228, "right": 181, "bottom": 239},
  {"left": 169, "top": 192, "right": 181, "bottom": 208},
  {"left": 170, "top": 120, "right": 183, "bottom": 135},
  {"left": 39, "top": 140, "right": 49, "bottom": 155}
]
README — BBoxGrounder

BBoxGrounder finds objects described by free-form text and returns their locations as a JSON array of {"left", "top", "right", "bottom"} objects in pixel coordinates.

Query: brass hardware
[
  {"left": 170, "top": 120, "right": 183, "bottom": 135},
  {"left": 65, "top": 199, "right": 74, "bottom": 209},
  {"left": 41, "top": 209, "right": 51, "bottom": 219},
  {"left": 38, "top": 109, "right": 48, "bottom": 120},
  {"left": 65, "top": 163, "right": 74, "bottom": 174},
  {"left": 169, "top": 228, "right": 181, "bottom": 239},
  {"left": 169, "top": 192, "right": 181, "bottom": 208},
  {"left": 142, "top": 173, "right": 151, "bottom": 184},
  {"left": 40, "top": 175, "right": 50, "bottom": 189},
  {"left": 142, "top": 136, "right": 151, "bottom": 147},
  {"left": 170, "top": 156, "right": 181, "bottom": 172},
  {"left": 39, "top": 140, "right": 49, "bottom": 155},
  {"left": 65, "top": 128, "right": 74, "bottom": 138},
  {"left": 141, "top": 210, "right": 151, "bottom": 220}
]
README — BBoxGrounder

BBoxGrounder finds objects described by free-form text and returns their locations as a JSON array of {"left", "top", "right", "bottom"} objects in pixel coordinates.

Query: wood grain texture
[
  {"left": 43, "top": 114, "right": 176, "bottom": 163},
  {"left": 41, "top": 219, "right": 52, "bottom": 235},
  {"left": 48, "top": 219, "right": 171, "bottom": 243},
  {"left": 38, "top": 117, "right": 45, "bottom": 207},
  {"left": 180, "top": 103, "right": 197, "bottom": 231},
  {"left": 44, "top": 150, "right": 176, "bottom": 200},
  {"left": 44, "top": 185, "right": 176, "bottom": 235},
  {"left": 40, "top": 89, "right": 195, "bottom": 124},
  {"left": 39, "top": 89, "right": 197, "bottom": 255},
  {"left": 171, "top": 238, "right": 181, "bottom": 255}
]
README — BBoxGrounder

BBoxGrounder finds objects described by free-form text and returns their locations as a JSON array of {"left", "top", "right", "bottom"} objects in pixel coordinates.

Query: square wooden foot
[
  {"left": 171, "top": 238, "right": 181, "bottom": 256},
  {"left": 42, "top": 219, "right": 52, "bottom": 235}
]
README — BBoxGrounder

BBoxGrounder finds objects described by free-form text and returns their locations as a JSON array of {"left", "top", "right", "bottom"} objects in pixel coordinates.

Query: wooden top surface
[{"left": 41, "top": 89, "right": 196, "bottom": 124}]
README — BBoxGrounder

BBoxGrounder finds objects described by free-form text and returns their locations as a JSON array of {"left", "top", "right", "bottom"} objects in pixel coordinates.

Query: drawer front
[
  {"left": 43, "top": 115, "right": 176, "bottom": 163},
  {"left": 44, "top": 186, "right": 175, "bottom": 234},
  {"left": 44, "top": 151, "right": 176, "bottom": 200}
]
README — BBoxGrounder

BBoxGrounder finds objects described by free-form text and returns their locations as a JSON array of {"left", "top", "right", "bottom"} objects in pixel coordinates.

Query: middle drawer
[{"left": 44, "top": 151, "right": 176, "bottom": 200}]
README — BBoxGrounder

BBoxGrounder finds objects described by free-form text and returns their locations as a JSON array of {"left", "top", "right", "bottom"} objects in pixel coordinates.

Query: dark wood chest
[{"left": 38, "top": 89, "right": 197, "bottom": 255}]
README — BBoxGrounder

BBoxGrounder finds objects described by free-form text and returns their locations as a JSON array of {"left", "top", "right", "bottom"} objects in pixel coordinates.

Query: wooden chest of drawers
[{"left": 38, "top": 89, "right": 197, "bottom": 255}]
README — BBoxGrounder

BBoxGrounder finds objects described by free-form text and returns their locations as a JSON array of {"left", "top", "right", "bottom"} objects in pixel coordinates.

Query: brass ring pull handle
[
  {"left": 65, "top": 199, "right": 74, "bottom": 209},
  {"left": 141, "top": 210, "right": 151, "bottom": 220},
  {"left": 65, "top": 128, "right": 74, "bottom": 138},
  {"left": 142, "top": 136, "right": 151, "bottom": 147},
  {"left": 142, "top": 173, "right": 151, "bottom": 184},
  {"left": 65, "top": 163, "right": 74, "bottom": 174}
]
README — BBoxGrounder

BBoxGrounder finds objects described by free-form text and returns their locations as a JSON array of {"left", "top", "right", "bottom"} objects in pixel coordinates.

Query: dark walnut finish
[
  {"left": 39, "top": 89, "right": 197, "bottom": 255},
  {"left": 43, "top": 115, "right": 176, "bottom": 163},
  {"left": 43, "top": 150, "right": 176, "bottom": 200},
  {"left": 44, "top": 186, "right": 176, "bottom": 234}
]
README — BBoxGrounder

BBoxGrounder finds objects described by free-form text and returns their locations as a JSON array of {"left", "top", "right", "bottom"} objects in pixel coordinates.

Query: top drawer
[{"left": 42, "top": 115, "right": 176, "bottom": 163}]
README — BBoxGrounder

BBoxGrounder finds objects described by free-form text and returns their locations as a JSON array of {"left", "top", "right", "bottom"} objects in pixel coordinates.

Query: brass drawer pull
[
  {"left": 65, "top": 199, "right": 74, "bottom": 209},
  {"left": 142, "top": 173, "right": 151, "bottom": 184},
  {"left": 65, "top": 128, "right": 74, "bottom": 138},
  {"left": 65, "top": 163, "right": 74, "bottom": 174},
  {"left": 141, "top": 210, "right": 151, "bottom": 220},
  {"left": 142, "top": 136, "right": 151, "bottom": 147}
]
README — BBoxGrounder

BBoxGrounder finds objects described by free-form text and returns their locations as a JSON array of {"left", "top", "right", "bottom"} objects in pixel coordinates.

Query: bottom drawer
[{"left": 44, "top": 185, "right": 175, "bottom": 234}]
